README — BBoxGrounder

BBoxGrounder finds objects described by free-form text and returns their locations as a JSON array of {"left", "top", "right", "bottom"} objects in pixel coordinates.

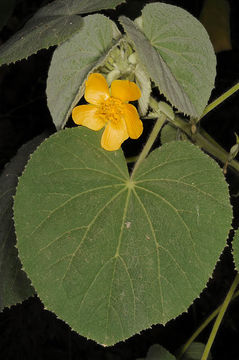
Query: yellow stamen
[{"left": 97, "top": 97, "right": 123, "bottom": 124}]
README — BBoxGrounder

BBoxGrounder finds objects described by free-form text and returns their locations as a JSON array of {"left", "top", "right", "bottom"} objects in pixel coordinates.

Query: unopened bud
[
  {"left": 106, "top": 69, "right": 121, "bottom": 84},
  {"left": 134, "top": 16, "right": 143, "bottom": 30},
  {"left": 128, "top": 53, "right": 137, "bottom": 65},
  {"left": 228, "top": 143, "right": 239, "bottom": 162}
]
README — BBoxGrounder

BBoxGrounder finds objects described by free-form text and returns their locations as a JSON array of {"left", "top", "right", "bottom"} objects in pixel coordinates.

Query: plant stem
[
  {"left": 171, "top": 116, "right": 239, "bottom": 174},
  {"left": 200, "top": 273, "right": 239, "bottom": 360},
  {"left": 200, "top": 82, "right": 239, "bottom": 120},
  {"left": 177, "top": 288, "right": 239, "bottom": 359},
  {"left": 130, "top": 113, "right": 167, "bottom": 179}
]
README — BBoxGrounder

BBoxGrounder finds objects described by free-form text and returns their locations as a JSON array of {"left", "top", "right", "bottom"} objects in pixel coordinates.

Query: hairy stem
[
  {"left": 200, "top": 82, "right": 239, "bottom": 121},
  {"left": 171, "top": 116, "right": 239, "bottom": 174},
  {"left": 200, "top": 273, "right": 239, "bottom": 360}
]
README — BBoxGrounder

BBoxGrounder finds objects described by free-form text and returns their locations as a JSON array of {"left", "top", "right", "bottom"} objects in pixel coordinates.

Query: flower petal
[
  {"left": 101, "top": 119, "right": 128, "bottom": 151},
  {"left": 111, "top": 79, "right": 141, "bottom": 102},
  {"left": 122, "top": 104, "right": 143, "bottom": 139},
  {"left": 85, "top": 73, "right": 110, "bottom": 105},
  {"left": 72, "top": 104, "right": 105, "bottom": 130}
]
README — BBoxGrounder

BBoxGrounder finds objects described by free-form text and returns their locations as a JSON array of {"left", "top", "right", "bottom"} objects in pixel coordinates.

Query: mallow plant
[{"left": 1, "top": 1, "right": 239, "bottom": 359}]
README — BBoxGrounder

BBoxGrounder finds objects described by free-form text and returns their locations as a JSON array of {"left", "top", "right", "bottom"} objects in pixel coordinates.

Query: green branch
[
  {"left": 171, "top": 116, "right": 239, "bottom": 174},
  {"left": 201, "top": 273, "right": 239, "bottom": 360},
  {"left": 200, "top": 82, "right": 239, "bottom": 120},
  {"left": 177, "top": 278, "right": 239, "bottom": 359}
]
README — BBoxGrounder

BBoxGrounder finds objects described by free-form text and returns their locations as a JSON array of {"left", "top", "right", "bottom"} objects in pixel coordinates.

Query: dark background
[{"left": 0, "top": 0, "right": 239, "bottom": 359}]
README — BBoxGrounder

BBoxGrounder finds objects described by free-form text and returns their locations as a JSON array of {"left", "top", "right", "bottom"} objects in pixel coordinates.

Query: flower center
[{"left": 97, "top": 97, "right": 123, "bottom": 124}]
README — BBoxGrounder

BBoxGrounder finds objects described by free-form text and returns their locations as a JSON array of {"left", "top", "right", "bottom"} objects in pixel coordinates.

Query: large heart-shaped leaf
[
  {"left": 14, "top": 127, "right": 232, "bottom": 345},
  {"left": 120, "top": 3, "right": 216, "bottom": 118},
  {"left": 46, "top": 14, "right": 121, "bottom": 130},
  {"left": 0, "top": 0, "right": 124, "bottom": 66}
]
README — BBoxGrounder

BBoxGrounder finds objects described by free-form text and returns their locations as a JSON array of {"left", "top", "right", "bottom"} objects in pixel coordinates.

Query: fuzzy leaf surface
[
  {"left": 14, "top": 128, "right": 231, "bottom": 345},
  {"left": 120, "top": 3, "right": 216, "bottom": 117},
  {"left": 0, "top": 0, "right": 124, "bottom": 66},
  {"left": 46, "top": 14, "right": 120, "bottom": 130}
]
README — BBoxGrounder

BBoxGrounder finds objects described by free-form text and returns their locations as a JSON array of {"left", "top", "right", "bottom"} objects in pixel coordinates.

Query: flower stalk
[{"left": 131, "top": 112, "right": 167, "bottom": 179}]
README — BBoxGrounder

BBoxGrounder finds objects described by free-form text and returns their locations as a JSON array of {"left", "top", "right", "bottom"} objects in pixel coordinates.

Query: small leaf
[
  {"left": 120, "top": 3, "right": 216, "bottom": 118},
  {"left": 46, "top": 14, "right": 120, "bottom": 130},
  {"left": 0, "top": 132, "right": 50, "bottom": 311},
  {"left": 0, "top": 0, "right": 124, "bottom": 66},
  {"left": 14, "top": 128, "right": 232, "bottom": 345},
  {"left": 137, "top": 344, "right": 176, "bottom": 360},
  {"left": 161, "top": 123, "right": 180, "bottom": 144},
  {"left": 161, "top": 123, "right": 188, "bottom": 144}
]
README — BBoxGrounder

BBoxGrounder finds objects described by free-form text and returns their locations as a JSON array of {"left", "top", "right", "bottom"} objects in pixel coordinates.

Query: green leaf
[
  {"left": 120, "top": 3, "right": 216, "bottom": 118},
  {"left": 65, "top": 0, "right": 126, "bottom": 14},
  {"left": 137, "top": 344, "right": 175, "bottom": 360},
  {"left": 0, "top": 133, "right": 50, "bottom": 310},
  {"left": 46, "top": 14, "right": 120, "bottom": 130},
  {"left": 161, "top": 123, "right": 179, "bottom": 144},
  {"left": 14, "top": 128, "right": 232, "bottom": 345},
  {"left": 161, "top": 123, "right": 189, "bottom": 144},
  {"left": 0, "top": 0, "right": 15, "bottom": 31},
  {"left": 0, "top": 0, "right": 124, "bottom": 66}
]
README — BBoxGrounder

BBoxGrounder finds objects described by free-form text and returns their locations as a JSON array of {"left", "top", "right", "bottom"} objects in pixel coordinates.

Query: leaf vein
[
  {"left": 61, "top": 187, "right": 127, "bottom": 284},
  {"left": 41, "top": 167, "right": 125, "bottom": 182},
  {"left": 132, "top": 188, "right": 165, "bottom": 320},
  {"left": 135, "top": 157, "right": 199, "bottom": 179},
  {"left": 75, "top": 135, "right": 128, "bottom": 179},
  {"left": 118, "top": 255, "right": 136, "bottom": 323},
  {"left": 135, "top": 184, "right": 205, "bottom": 271},
  {"left": 30, "top": 184, "right": 123, "bottom": 236}
]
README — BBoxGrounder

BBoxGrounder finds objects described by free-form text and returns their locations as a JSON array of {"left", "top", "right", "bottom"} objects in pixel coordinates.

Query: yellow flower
[{"left": 72, "top": 73, "right": 143, "bottom": 151}]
